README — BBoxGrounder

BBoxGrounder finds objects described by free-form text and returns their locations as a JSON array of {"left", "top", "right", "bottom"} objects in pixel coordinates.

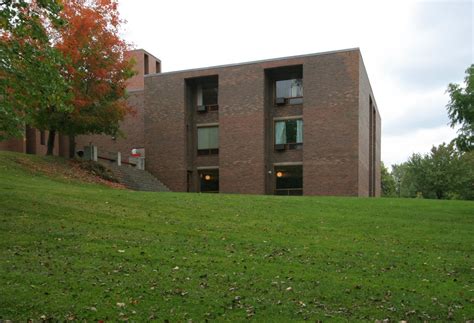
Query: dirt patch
[{"left": 13, "top": 155, "right": 126, "bottom": 189}]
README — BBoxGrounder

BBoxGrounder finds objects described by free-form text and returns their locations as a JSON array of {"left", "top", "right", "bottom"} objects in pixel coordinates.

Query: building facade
[
  {"left": 75, "top": 49, "right": 161, "bottom": 162},
  {"left": 0, "top": 49, "right": 159, "bottom": 161},
  {"left": 0, "top": 127, "right": 69, "bottom": 157},
  {"left": 0, "top": 47, "right": 381, "bottom": 197},
  {"left": 144, "top": 48, "right": 381, "bottom": 196}
]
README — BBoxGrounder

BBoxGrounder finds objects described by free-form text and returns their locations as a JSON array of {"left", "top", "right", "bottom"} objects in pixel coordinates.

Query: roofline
[
  {"left": 128, "top": 48, "right": 161, "bottom": 63},
  {"left": 126, "top": 88, "right": 144, "bottom": 94},
  {"left": 145, "top": 47, "right": 360, "bottom": 78}
]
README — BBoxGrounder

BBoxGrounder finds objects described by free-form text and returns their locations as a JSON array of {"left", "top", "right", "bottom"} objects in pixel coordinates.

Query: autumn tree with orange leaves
[
  {"left": 1, "top": 0, "right": 134, "bottom": 155},
  {"left": 40, "top": 0, "right": 134, "bottom": 155},
  {"left": 44, "top": 0, "right": 134, "bottom": 155}
]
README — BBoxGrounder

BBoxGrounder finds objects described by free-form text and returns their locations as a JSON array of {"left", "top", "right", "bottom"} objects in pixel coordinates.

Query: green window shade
[
  {"left": 198, "top": 127, "right": 219, "bottom": 149},
  {"left": 275, "top": 119, "right": 303, "bottom": 144},
  {"left": 296, "top": 119, "right": 303, "bottom": 143},
  {"left": 275, "top": 121, "right": 286, "bottom": 144}
]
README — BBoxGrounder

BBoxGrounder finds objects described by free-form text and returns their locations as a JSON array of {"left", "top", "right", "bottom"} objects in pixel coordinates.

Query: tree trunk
[
  {"left": 68, "top": 135, "right": 76, "bottom": 158},
  {"left": 46, "top": 130, "right": 56, "bottom": 156},
  {"left": 436, "top": 191, "right": 443, "bottom": 199}
]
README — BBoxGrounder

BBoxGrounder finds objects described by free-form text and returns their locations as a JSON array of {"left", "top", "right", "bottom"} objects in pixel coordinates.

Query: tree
[
  {"left": 420, "top": 143, "right": 463, "bottom": 199},
  {"left": 457, "top": 151, "right": 474, "bottom": 200},
  {"left": 391, "top": 164, "right": 404, "bottom": 197},
  {"left": 393, "top": 143, "right": 471, "bottom": 200},
  {"left": 446, "top": 64, "right": 474, "bottom": 152},
  {"left": 39, "top": 0, "right": 135, "bottom": 156},
  {"left": 0, "top": 0, "right": 71, "bottom": 140},
  {"left": 381, "top": 162, "right": 396, "bottom": 197}
]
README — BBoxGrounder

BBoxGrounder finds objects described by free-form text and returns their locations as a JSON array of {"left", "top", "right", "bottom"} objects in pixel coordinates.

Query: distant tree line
[
  {"left": 382, "top": 65, "right": 474, "bottom": 200},
  {"left": 382, "top": 144, "right": 473, "bottom": 200}
]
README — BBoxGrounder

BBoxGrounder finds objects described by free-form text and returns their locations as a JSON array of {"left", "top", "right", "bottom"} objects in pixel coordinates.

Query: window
[
  {"left": 198, "top": 126, "right": 218, "bottom": 155},
  {"left": 275, "top": 165, "right": 302, "bottom": 195},
  {"left": 197, "top": 84, "right": 218, "bottom": 112},
  {"left": 276, "top": 79, "right": 303, "bottom": 105},
  {"left": 199, "top": 169, "right": 219, "bottom": 193},
  {"left": 155, "top": 61, "right": 161, "bottom": 73},
  {"left": 274, "top": 119, "right": 303, "bottom": 150}
]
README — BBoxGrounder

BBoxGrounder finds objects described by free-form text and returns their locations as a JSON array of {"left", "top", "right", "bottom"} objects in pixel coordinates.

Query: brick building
[
  {"left": 0, "top": 126, "right": 69, "bottom": 157},
  {"left": 0, "top": 49, "right": 160, "bottom": 161},
  {"left": 1, "top": 47, "right": 381, "bottom": 197},
  {"left": 75, "top": 49, "right": 161, "bottom": 162},
  {"left": 144, "top": 48, "right": 381, "bottom": 196}
]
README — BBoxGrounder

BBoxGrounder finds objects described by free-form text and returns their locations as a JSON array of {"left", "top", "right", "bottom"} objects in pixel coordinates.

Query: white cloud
[
  {"left": 380, "top": 85, "right": 451, "bottom": 135},
  {"left": 383, "top": 125, "right": 458, "bottom": 167}
]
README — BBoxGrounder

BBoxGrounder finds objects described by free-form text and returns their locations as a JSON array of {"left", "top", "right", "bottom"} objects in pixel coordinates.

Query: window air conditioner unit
[
  {"left": 276, "top": 97, "right": 286, "bottom": 105},
  {"left": 275, "top": 144, "right": 286, "bottom": 151},
  {"left": 197, "top": 105, "right": 207, "bottom": 112}
]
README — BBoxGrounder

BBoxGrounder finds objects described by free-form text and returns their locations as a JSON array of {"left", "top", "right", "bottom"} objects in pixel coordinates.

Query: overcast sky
[{"left": 118, "top": 0, "right": 473, "bottom": 167}]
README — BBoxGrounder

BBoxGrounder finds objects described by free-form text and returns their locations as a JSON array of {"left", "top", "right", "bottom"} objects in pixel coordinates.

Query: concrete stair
[{"left": 101, "top": 161, "right": 170, "bottom": 192}]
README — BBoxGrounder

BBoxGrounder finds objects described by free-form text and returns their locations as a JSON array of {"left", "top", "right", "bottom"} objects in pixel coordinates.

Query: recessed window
[
  {"left": 274, "top": 119, "right": 303, "bottom": 151},
  {"left": 276, "top": 79, "right": 303, "bottom": 105},
  {"left": 199, "top": 169, "right": 219, "bottom": 193},
  {"left": 275, "top": 165, "right": 303, "bottom": 195},
  {"left": 144, "top": 54, "right": 149, "bottom": 75},
  {"left": 40, "top": 130, "right": 46, "bottom": 145},
  {"left": 197, "top": 84, "right": 218, "bottom": 112},
  {"left": 198, "top": 126, "right": 219, "bottom": 155}
]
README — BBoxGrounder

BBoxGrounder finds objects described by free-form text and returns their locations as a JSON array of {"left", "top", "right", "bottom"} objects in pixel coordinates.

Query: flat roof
[{"left": 145, "top": 47, "right": 360, "bottom": 78}]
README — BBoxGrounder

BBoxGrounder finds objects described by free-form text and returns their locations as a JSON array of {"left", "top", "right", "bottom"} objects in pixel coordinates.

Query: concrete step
[{"left": 99, "top": 160, "right": 170, "bottom": 192}]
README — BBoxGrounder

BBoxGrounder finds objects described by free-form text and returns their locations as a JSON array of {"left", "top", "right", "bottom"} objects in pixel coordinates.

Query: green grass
[{"left": 0, "top": 151, "right": 473, "bottom": 321}]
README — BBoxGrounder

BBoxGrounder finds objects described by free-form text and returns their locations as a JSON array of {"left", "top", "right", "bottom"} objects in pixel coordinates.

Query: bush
[{"left": 78, "top": 160, "right": 118, "bottom": 183}]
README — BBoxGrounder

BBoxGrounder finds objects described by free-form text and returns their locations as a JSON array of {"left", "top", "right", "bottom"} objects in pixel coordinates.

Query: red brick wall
[
  {"left": 219, "top": 64, "right": 266, "bottom": 194},
  {"left": 358, "top": 53, "right": 382, "bottom": 197},
  {"left": 75, "top": 90, "right": 145, "bottom": 161},
  {"left": 144, "top": 49, "right": 380, "bottom": 196},
  {"left": 32, "top": 130, "right": 60, "bottom": 156},
  {"left": 76, "top": 49, "right": 159, "bottom": 161},
  {"left": 302, "top": 51, "right": 360, "bottom": 196},
  {"left": 0, "top": 49, "right": 381, "bottom": 197},
  {"left": 0, "top": 49, "right": 159, "bottom": 160},
  {"left": 126, "top": 49, "right": 161, "bottom": 91},
  {"left": 0, "top": 129, "right": 63, "bottom": 156},
  {"left": 375, "top": 109, "right": 382, "bottom": 197},
  {"left": 0, "top": 137, "right": 24, "bottom": 153},
  {"left": 144, "top": 73, "right": 187, "bottom": 191}
]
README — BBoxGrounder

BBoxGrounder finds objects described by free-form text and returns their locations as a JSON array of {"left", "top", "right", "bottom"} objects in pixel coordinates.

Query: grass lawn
[{"left": 0, "top": 151, "right": 473, "bottom": 321}]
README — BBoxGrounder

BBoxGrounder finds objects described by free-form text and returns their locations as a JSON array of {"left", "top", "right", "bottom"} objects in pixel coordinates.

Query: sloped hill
[
  {"left": 0, "top": 151, "right": 124, "bottom": 189},
  {"left": 0, "top": 151, "right": 472, "bottom": 321}
]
